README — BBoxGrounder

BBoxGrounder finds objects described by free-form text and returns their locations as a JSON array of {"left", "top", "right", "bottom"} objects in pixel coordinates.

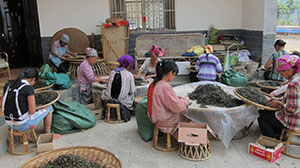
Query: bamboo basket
[
  {"left": 256, "top": 81, "right": 281, "bottom": 90},
  {"left": 35, "top": 90, "right": 60, "bottom": 110},
  {"left": 34, "top": 81, "right": 54, "bottom": 92},
  {"left": 233, "top": 88, "right": 278, "bottom": 111},
  {"left": 20, "top": 146, "right": 122, "bottom": 168},
  {"left": 178, "top": 142, "right": 211, "bottom": 161}
]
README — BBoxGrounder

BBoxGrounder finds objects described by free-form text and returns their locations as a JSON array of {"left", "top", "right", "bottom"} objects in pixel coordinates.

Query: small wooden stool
[
  {"left": 152, "top": 125, "right": 177, "bottom": 151},
  {"left": 178, "top": 142, "right": 212, "bottom": 161},
  {"left": 280, "top": 128, "right": 300, "bottom": 159},
  {"left": 8, "top": 128, "right": 38, "bottom": 155},
  {"left": 105, "top": 103, "right": 124, "bottom": 124}
]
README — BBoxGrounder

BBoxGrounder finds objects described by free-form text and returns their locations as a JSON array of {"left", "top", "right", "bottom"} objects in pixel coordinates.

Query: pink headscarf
[
  {"left": 276, "top": 55, "right": 300, "bottom": 73},
  {"left": 149, "top": 45, "right": 165, "bottom": 57}
]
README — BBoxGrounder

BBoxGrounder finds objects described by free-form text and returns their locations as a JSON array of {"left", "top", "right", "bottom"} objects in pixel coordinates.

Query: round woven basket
[
  {"left": 233, "top": 88, "right": 278, "bottom": 111},
  {"left": 50, "top": 28, "right": 90, "bottom": 53},
  {"left": 34, "top": 81, "right": 54, "bottom": 92},
  {"left": 186, "top": 65, "right": 197, "bottom": 73},
  {"left": 178, "top": 142, "right": 211, "bottom": 161},
  {"left": 35, "top": 90, "right": 60, "bottom": 110},
  {"left": 256, "top": 81, "right": 281, "bottom": 90},
  {"left": 20, "top": 146, "right": 122, "bottom": 168}
]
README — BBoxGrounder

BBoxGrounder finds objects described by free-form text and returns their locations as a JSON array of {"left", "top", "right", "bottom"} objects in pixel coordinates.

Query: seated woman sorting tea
[
  {"left": 49, "top": 34, "right": 77, "bottom": 73},
  {"left": 195, "top": 46, "right": 222, "bottom": 81},
  {"left": 73, "top": 48, "right": 107, "bottom": 104},
  {"left": 101, "top": 55, "right": 136, "bottom": 122},
  {"left": 258, "top": 55, "right": 300, "bottom": 139},
  {"left": 0, "top": 69, "right": 53, "bottom": 133},
  {"left": 135, "top": 45, "right": 163, "bottom": 79},
  {"left": 147, "top": 60, "right": 189, "bottom": 133}
]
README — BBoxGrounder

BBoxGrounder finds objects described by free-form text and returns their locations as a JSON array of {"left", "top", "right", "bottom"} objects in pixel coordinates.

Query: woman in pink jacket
[{"left": 147, "top": 60, "right": 189, "bottom": 134}]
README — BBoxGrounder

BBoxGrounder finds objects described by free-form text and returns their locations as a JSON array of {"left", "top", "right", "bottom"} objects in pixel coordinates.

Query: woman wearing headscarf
[
  {"left": 135, "top": 45, "right": 163, "bottom": 79},
  {"left": 195, "top": 46, "right": 222, "bottom": 81},
  {"left": 258, "top": 55, "right": 300, "bottom": 139},
  {"left": 262, "top": 39, "right": 289, "bottom": 81},
  {"left": 72, "top": 48, "right": 107, "bottom": 104},
  {"left": 49, "top": 34, "right": 78, "bottom": 73},
  {"left": 101, "top": 55, "right": 136, "bottom": 122}
]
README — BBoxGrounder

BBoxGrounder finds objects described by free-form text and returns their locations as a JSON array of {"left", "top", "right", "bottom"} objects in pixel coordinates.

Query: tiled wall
[{"left": 41, "top": 29, "right": 264, "bottom": 64}]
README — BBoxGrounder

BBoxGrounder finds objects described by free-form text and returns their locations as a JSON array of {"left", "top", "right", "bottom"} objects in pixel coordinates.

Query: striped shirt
[
  {"left": 195, "top": 54, "right": 222, "bottom": 81},
  {"left": 275, "top": 73, "right": 300, "bottom": 130}
]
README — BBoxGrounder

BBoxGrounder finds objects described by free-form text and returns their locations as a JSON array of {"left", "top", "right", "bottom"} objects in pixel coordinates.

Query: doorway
[{"left": 0, "top": 0, "right": 43, "bottom": 68}]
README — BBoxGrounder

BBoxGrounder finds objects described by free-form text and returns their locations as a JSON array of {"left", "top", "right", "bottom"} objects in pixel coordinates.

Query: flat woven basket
[
  {"left": 20, "top": 146, "right": 122, "bottom": 168},
  {"left": 256, "top": 81, "right": 281, "bottom": 90},
  {"left": 186, "top": 65, "right": 197, "bottom": 73},
  {"left": 35, "top": 90, "right": 60, "bottom": 110},
  {"left": 50, "top": 28, "right": 90, "bottom": 53},
  {"left": 233, "top": 88, "right": 278, "bottom": 111},
  {"left": 34, "top": 81, "right": 54, "bottom": 92}
]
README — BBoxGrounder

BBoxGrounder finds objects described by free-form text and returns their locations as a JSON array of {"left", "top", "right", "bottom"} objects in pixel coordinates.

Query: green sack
[
  {"left": 135, "top": 97, "right": 154, "bottom": 142},
  {"left": 220, "top": 69, "right": 248, "bottom": 87},
  {"left": 39, "top": 64, "right": 51, "bottom": 80},
  {"left": 51, "top": 100, "right": 97, "bottom": 135},
  {"left": 44, "top": 72, "right": 72, "bottom": 89}
]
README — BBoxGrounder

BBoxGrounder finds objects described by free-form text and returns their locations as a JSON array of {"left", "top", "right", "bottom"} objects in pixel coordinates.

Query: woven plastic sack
[
  {"left": 135, "top": 97, "right": 154, "bottom": 142},
  {"left": 220, "top": 69, "right": 248, "bottom": 87},
  {"left": 51, "top": 100, "right": 97, "bottom": 134}
]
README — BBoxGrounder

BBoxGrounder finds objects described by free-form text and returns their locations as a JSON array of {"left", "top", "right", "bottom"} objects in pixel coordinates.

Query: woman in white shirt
[{"left": 135, "top": 45, "right": 163, "bottom": 79}]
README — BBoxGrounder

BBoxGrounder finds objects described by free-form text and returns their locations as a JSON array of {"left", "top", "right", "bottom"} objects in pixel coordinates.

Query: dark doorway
[{"left": 0, "top": 0, "right": 43, "bottom": 68}]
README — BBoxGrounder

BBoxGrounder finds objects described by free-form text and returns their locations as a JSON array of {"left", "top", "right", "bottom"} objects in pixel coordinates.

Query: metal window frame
[{"left": 109, "top": 0, "right": 175, "bottom": 30}]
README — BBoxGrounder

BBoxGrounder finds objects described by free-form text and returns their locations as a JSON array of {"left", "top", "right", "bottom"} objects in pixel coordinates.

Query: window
[{"left": 110, "top": 0, "right": 175, "bottom": 30}]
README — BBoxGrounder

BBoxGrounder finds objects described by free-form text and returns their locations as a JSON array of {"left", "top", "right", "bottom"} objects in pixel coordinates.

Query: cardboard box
[
  {"left": 172, "top": 122, "right": 216, "bottom": 145},
  {"left": 248, "top": 135, "right": 283, "bottom": 162},
  {"left": 37, "top": 133, "right": 54, "bottom": 153}
]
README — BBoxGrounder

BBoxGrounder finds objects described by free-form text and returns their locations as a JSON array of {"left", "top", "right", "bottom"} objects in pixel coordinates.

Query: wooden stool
[
  {"left": 178, "top": 142, "right": 212, "bottom": 161},
  {"left": 8, "top": 128, "right": 38, "bottom": 155},
  {"left": 152, "top": 125, "right": 177, "bottom": 151},
  {"left": 105, "top": 103, "right": 124, "bottom": 124},
  {"left": 280, "top": 128, "right": 300, "bottom": 159}
]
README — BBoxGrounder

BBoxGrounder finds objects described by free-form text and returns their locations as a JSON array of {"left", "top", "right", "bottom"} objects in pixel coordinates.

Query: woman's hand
[
  {"left": 184, "top": 96, "right": 189, "bottom": 103},
  {"left": 144, "top": 75, "right": 151, "bottom": 79},
  {"left": 270, "top": 92, "right": 276, "bottom": 98},
  {"left": 269, "top": 98, "right": 283, "bottom": 108},
  {"left": 282, "top": 80, "right": 289, "bottom": 85},
  {"left": 71, "top": 52, "right": 78, "bottom": 56}
]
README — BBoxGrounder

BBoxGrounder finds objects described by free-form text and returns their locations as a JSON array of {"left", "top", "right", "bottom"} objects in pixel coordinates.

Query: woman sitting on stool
[
  {"left": 0, "top": 69, "right": 53, "bottom": 133},
  {"left": 101, "top": 55, "right": 136, "bottom": 122},
  {"left": 258, "top": 54, "right": 300, "bottom": 139},
  {"left": 73, "top": 48, "right": 107, "bottom": 104},
  {"left": 147, "top": 60, "right": 189, "bottom": 134}
]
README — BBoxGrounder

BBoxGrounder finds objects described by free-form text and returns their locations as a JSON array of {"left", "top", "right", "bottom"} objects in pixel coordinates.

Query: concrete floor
[
  {"left": 0, "top": 61, "right": 300, "bottom": 168},
  {"left": 0, "top": 116, "right": 299, "bottom": 168}
]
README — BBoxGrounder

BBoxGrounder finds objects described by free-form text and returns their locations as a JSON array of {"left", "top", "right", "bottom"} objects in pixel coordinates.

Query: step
[{"left": 0, "top": 123, "right": 8, "bottom": 156}]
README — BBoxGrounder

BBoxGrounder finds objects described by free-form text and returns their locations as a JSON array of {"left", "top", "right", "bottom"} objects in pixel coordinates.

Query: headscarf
[
  {"left": 276, "top": 55, "right": 300, "bottom": 73},
  {"left": 204, "top": 45, "right": 213, "bottom": 54},
  {"left": 85, "top": 47, "right": 98, "bottom": 57},
  {"left": 117, "top": 55, "right": 134, "bottom": 70},
  {"left": 60, "top": 34, "right": 70, "bottom": 43},
  {"left": 149, "top": 45, "right": 165, "bottom": 57}
]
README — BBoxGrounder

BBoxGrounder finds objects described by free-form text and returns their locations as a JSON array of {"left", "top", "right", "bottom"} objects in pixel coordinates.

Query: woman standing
[
  {"left": 147, "top": 60, "right": 189, "bottom": 133},
  {"left": 136, "top": 45, "right": 163, "bottom": 79},
  {"left": 101, "top": 55, "right": 136, "bottom": 122},
  {"left": 258, "top": 55, "right": 300, "bottom": 139},
  {"left": 262, "top": 40, "right": 289, "bottom": 81},
  {"left": 195, "top": 46, "right": 222, "bottom": 81},
  {"left": 73, "top": 48, "right": 107, "bottom": 104},
  {"left": 0, "top": 69, "right": 53, "bottom": 133}
]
